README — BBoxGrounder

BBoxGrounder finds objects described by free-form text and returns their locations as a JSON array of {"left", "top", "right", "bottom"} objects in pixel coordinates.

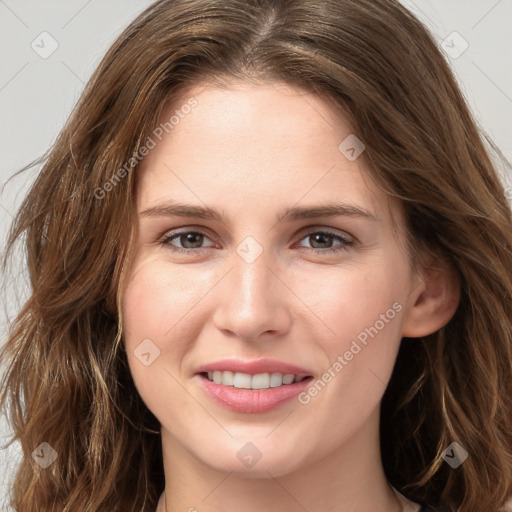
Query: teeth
[
  {"left": 251, "top": 373, "right": 269, "bottom": 389},
  {"left": 282, "top": 374, "right": 295, "bottom": 385},
  {"left": 233, "top": 372, "right": 252, "bottom": 389},
  {"left": 221, "top": 370, "right": 234, "bottom": 386},
  {"left": 205, "top": 371, "right": 306, "bottom": 389},
  {"left": 269, "top": 372, "right": 283, "bottom": 388}
]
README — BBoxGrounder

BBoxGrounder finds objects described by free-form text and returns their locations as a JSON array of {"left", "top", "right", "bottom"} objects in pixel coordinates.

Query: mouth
[{"left": 196, "top": 363, "right": 314, "bottom": 413}]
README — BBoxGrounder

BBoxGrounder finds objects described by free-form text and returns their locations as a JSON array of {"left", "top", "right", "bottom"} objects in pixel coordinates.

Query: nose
[{"left": 212, "top": 247, "right": 292, "bottom": 343}]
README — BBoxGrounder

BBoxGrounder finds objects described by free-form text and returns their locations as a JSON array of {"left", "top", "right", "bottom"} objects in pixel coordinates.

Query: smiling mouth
[{"left": 200, "top": 371, "right": 313, "bottom": 390}]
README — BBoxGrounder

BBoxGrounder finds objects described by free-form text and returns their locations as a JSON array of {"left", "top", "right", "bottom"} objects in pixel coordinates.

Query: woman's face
[{"left": 121, "top": 80, "right": 423, "bottom": 477}]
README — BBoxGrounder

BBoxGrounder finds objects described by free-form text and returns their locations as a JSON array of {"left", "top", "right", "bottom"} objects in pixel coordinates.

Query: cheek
[
  {"left": 120, "top": 258, "right": 196, "bottom": 395},
  {"left": 122, "top": 257, "right": 205, "bottom": 342},
  {"left": 298, "top": 257, "right": 408, "bottom": 353}
]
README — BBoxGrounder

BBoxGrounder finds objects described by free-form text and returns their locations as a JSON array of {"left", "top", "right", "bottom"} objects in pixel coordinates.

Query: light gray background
[{"left": 1, "top": 1, "right": 511, "bottom": 510}]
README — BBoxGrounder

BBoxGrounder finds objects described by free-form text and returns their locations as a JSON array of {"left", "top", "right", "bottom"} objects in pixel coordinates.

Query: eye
[
  {"left": 159, "top": 230, "right": 215, "bottom": 254},
  {"left": 296, "top": 229, "right": 354, "bottom": 254}
]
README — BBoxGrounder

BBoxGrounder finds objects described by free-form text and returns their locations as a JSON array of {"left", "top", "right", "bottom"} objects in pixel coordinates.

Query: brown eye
[
  {"left": 159, "top": 230, "right": 215, "bottom": 253},
  {"left": 297, "top": 230, "right": 354, "bottom": 254}
]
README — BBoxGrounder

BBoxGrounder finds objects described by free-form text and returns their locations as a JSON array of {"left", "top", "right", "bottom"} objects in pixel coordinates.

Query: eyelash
[{"left": 158, "top": 228, "right": 354, "bottom": 255}]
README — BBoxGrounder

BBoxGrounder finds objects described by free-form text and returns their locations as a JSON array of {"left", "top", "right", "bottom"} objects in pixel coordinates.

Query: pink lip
[
  {"left": 197, "top": 358, "right": 312, "bottom": 377},
  {"left": 197, "top": 375, "right": 313, "bottom": 413},
  {"left": 195, "top": 358, "right": 314, "bottom": 414}
]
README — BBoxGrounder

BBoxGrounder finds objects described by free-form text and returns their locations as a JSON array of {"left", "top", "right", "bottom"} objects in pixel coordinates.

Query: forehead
[
  {"left": 136, "top": 80, "right": 400, "bottom": 225},
  {"left": 153, "top": 80, "right": 350, "bottom": 155}
]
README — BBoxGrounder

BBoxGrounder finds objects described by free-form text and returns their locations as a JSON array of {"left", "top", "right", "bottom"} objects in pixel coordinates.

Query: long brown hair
[{"left": 1, "top": 0, "right": 511, "bottom": 510}]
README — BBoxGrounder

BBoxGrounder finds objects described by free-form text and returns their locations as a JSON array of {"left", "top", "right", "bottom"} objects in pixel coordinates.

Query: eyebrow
[{"left": 139, "top": 200, "right": 377, "bottom": 224}]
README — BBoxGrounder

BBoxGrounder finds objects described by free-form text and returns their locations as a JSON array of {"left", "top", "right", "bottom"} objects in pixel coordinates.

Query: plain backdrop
[{"left": 1, "top": 1, "right": 511, "bottom": 510}]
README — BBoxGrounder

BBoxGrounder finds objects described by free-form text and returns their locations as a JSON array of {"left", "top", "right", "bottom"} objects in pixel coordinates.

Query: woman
[{"left": 1, "top": 0, "right": 511, "bottom": 511}]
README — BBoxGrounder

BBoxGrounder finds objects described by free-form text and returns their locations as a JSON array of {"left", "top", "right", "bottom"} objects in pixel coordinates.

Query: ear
[{"left": 402, "top": 256, "right": 460, "bottom": 338}]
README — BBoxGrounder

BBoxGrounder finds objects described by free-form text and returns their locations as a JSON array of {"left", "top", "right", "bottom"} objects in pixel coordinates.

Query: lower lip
[{"left": 197, "top": 374, "right": 313, "bottom": 413}]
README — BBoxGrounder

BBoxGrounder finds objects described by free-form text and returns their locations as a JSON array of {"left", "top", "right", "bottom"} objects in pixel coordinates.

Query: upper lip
[{"left": 197, "top": 358, "right": 313, "bottom": 377}]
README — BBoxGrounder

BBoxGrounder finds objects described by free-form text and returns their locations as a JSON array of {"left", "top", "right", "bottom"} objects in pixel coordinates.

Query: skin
[{"left": 121, "top": 80, "right": 459, "bottom": 512}]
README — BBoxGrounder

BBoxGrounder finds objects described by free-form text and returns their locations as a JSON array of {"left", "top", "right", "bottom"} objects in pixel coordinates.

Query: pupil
[
  {"left": 183, "top": 233, "right": 202, "bottom": 248},
  {"left": 312, "top": 233, "right": 331, "bottom": 248}
]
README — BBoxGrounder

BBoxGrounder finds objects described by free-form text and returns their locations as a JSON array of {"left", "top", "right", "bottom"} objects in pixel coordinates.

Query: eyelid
[
  {"left": 296, "top": 225, "right": 355, "bottom": 243},
  {"left": 158, "top": 227, "right": 217, "bottom": 248}
]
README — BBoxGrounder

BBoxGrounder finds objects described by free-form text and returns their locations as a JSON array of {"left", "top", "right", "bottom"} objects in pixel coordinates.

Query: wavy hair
[{"left": 1, "top": 0, "right": 511, "bottom": 511}]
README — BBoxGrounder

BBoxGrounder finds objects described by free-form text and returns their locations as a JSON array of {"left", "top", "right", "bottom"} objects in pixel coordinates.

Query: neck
[{"left": 156, "top": 406, "right": 406, "bottom": 512}]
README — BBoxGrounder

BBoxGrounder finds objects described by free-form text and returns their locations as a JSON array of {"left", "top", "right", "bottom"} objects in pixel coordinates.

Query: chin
[
  {"left": 189, "top": 434, "right": 311, "bottom": 478},
  {"left": 206, "top": 454, "right": 304, "bottom": 479}
]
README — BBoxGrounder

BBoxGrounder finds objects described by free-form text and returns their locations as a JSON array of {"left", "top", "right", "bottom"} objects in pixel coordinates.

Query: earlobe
[{"left": 401, "top": 260, "right": 461, "bottom": 338}]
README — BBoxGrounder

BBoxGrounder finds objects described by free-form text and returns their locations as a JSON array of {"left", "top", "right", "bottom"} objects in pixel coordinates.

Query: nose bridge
[
  {"left": 212, "top": 237, "right": 291, "bottom": 340},
  {"left": 234, "top": 245, "right": 273, "bottom": 306},
  {"left": 229, "top": 232, "right": 275, "bottom": 302}
]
